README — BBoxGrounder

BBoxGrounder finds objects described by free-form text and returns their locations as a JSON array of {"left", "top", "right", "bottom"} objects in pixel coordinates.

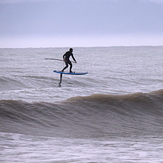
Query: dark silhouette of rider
[{"left": 62, "top": 48, "right": 77, "bottom": 73}]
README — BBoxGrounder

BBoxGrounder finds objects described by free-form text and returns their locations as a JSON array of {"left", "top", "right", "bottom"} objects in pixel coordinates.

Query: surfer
[{"left": 62, "top": 48, "right": 77, "bottom": 73}]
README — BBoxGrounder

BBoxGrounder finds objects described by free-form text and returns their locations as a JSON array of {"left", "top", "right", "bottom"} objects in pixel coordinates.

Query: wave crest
[{"left": 1, "top": 89, "right": 163, "bottom": 138}]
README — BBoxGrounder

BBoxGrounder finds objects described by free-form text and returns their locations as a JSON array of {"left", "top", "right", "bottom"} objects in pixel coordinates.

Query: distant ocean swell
[
  {"left": 0, "top": 76, "right": 57, "bottom": 91},
  {"left": 1, "top": 89, "right": 163, "bottom": 138}
]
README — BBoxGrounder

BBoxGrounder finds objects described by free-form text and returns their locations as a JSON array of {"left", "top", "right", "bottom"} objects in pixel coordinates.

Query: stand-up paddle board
[{"left": 53, "top": 70, "right": 88, "bottom": 75}]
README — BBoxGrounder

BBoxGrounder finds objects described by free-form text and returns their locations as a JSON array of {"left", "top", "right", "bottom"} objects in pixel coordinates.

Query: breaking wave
[{"left": 1, "top": 89, "right": 163, "bottom": 138}]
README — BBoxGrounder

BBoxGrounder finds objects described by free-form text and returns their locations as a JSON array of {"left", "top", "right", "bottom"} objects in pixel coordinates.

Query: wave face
[{"left": 1, "top": 90, "right": 163, "bottom": 138}]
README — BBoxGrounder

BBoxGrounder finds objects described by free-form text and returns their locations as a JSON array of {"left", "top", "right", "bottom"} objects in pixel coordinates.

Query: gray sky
[{"left": 1, "top": 0, "right": 163, "bottom": 47}]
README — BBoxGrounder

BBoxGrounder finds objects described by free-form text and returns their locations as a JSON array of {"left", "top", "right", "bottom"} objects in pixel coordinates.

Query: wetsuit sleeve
[{"left": 71, "top": 53, "right": 76, "bottom": 62}]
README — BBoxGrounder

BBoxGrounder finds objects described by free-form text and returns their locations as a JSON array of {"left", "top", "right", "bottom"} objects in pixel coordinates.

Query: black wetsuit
[{"left": 62, "top": 50, "right": 76, "bottom": 72}]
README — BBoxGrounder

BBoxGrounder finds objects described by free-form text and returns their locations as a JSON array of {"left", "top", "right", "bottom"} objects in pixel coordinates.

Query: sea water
[{"left": 0, "top": 46, "right": 163, "bottom": 162}]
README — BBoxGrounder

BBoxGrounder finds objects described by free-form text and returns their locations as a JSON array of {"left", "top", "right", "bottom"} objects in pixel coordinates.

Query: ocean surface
[{"left": 0, "top": 46, "right": 163, "bottom": 162}]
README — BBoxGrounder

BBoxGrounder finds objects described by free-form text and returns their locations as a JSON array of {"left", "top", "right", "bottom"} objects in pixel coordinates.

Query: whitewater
[{"left": 0, "top": 46, "right": 163, "bottom": 162}]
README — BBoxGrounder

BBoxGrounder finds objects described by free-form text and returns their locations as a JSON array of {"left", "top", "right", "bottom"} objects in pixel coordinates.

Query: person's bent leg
[
  {"left": 62, "top": 62, "right": 68, "bottom": 72},
  {"left": 69, "top": 62, "right": 72, "bottom": 73}
]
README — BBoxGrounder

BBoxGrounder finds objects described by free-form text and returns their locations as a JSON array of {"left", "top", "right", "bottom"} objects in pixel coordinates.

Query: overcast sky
[{"left": 0, "top": 0, "right": 163, "bottom": 47}]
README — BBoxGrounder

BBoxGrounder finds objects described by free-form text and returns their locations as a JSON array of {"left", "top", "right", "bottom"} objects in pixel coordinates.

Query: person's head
[{"left": 69, "top": 48, "right": 73, "bottom": 52}]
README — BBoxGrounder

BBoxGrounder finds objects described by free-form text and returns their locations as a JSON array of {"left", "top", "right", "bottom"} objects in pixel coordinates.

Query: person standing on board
[{"left": 62, "top": 48, "right": 77, "bottom": 73}]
